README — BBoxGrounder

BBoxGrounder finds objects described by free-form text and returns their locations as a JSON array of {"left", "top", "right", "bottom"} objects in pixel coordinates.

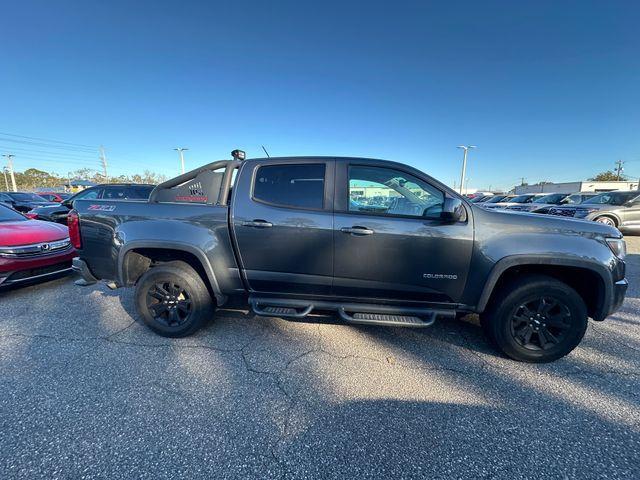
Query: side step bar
[{"left": 249, "top": 297, "right": 455, "bottom": 328}]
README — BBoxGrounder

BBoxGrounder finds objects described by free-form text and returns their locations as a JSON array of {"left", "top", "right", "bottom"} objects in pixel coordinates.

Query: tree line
[{"left": 3, "top": 168, "right": 168, "bottom": 191}]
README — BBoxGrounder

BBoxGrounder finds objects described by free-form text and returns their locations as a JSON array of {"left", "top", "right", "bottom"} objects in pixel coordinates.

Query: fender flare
[
  {"left": 475, "top": 254, "right": 613, "bottom": 319},
  {"left": 118, "top": 240, "right": 227, "bottom": 305}
]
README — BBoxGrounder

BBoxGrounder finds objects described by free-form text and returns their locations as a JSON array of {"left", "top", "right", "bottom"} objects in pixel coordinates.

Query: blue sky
[{"left": 1, "top": 0, "right": 639, "bottom": 190}]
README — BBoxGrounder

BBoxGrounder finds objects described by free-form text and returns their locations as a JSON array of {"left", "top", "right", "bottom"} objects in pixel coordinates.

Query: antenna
[{"left": 261, "top": 145, "right": 270, "bottom": 158}]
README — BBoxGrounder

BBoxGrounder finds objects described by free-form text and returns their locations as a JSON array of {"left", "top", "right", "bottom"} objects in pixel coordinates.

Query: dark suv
[
  {"left": 0, "top": 192, "right": 57, "bottom": 212},
  {"left": 548, "top": 191, "right": 640, "bottom": 230},
  {"left": 28, "top": 184, "right": 155, "bottom": 224}
]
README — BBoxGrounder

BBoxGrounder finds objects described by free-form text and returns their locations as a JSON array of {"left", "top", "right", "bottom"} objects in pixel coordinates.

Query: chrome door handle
[
  {"left": 340, "top": 226, "right": 374, "bottom": 235},
  {"left": 242, "top": 220, "right": 273, "bottom": 228}
]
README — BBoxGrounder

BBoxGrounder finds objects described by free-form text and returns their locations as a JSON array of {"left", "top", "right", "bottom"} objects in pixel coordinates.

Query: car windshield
[
  {"left": 533, "top": 193, "right": 566, "bottom": 204},
  {"left": 0, "top": 205, "right": 26, "bottom": 222},
  {"left": 484, "top": 195, "right": 508, "bottom": 203},
  {"left": 7, "top": 192, "right": 47, "bottom": 202},
  {"left": 470, "top": 196, "right": 487, "bottom": 203},
  {"left": 582, "top": 191, "right": 639, "bottom": 206},
  {"left": 510, "top": 195, "right": 534, "bottom": 203}
]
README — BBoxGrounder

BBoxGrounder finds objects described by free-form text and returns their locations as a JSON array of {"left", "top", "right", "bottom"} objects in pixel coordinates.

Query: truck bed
[{"left": 73, "top": 199, "right": 242, "bottom": 295}]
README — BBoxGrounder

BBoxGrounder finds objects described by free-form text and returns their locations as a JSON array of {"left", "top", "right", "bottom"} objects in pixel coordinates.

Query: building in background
[{"left": 513, "top": 181, "right": 638, "bottom": 195}]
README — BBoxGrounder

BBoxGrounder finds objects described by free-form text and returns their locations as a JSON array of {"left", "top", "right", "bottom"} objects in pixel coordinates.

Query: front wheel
[
  {"left": 135, "top": 261, "right": 215, "bottom": 337},
  {"left": 480, "top": 275, "right": 588, "bottom": 362},
  {"left": 595, "top": 216, "right": 617, "bottom": 227}
]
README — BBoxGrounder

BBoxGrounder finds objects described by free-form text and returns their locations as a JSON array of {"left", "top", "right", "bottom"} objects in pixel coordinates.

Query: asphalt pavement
[{"left": 1, "top": 239, "right": 639, "bottom": 479}]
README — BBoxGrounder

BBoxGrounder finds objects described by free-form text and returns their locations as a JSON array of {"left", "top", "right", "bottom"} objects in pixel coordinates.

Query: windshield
[
  {"left": 582, "top": 191, "right": 639, "bottom": 206},
  {"left": 485, "top": 195, "right": 508, "bottom": 203},
  {"left": 510, "top": 195, "right": 534, "bottom": 204},
  {"left": 0, "top": 204, "right": 27, "bottom": 222},
  {"left": 7, "top": 192, "right": 48, "bottom": 202},
  {"left": 533, "top": 193, "right": 566, "bottom": 204}
]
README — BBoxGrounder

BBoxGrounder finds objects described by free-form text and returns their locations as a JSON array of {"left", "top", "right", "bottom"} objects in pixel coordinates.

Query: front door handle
[
  {"left": 340, "top": 226, "right": 374, "bottom": 236},
  {"left": 242, "top": 220, "right": 273, "bottom": 228}
]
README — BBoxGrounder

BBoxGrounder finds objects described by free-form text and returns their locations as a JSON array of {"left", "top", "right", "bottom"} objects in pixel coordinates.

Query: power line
[
  {"left": 0, "top": 144, "right": 99, "bottom": 160},
  {"left": 0, "top": 131, "right": 98, "bottom": 149},
  {"left": 0, "top": 137, "right": 97, "bottom": 153}
]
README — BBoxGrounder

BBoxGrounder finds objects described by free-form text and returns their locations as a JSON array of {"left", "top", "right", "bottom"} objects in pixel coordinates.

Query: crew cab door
[
  {"left": 231, "top": 159, "right": 335, "bottom": 295},
  {"left": 333, "top": 161, "right": 473, "bottom": 303}
]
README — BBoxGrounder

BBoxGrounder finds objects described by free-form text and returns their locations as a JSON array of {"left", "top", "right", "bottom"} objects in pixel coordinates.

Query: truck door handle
[
  {"left": 340, "top": 226, "right": 374, "bottom": 236},
  {"left": 242, "top": 220, "right": 273, "bottom": 228}
]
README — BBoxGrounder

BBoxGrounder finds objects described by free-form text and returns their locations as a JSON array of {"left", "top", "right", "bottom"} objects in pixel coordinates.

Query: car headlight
[
  {"left": 606, "top": 238, "right": 626, "bottom": 260},
  {"left": 575, "top": 208, "right": 598, "bottom": 218}
]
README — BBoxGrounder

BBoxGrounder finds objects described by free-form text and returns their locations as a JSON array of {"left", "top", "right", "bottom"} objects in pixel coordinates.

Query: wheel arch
[
  {"left": 476, "top": 255, "right": 613, "bottom": 321},
  {"left": 119, "top": 241, "right": 227, "bottom": 305}
]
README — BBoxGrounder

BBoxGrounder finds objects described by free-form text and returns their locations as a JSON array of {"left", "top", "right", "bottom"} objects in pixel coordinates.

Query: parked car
[
  {"left": 477, "top": 194, "right": 511, "bottom": 207},
  {"left": 548, "top": 191, "right": 640, "bottom": 230},
  {"left": 506, "top": 192, "right": 598, "bottom": 214},
  {"left": 71, "top": 151, "right": 627, "bottom": 363},
  {"left": 0, "top": 204, "right": 75, "bottom": 288},
  {"left": 37, "top": 192, "right": 72, "bottom": 203},
  {"left": 482, "top": 193, "right": 547, "bottom": 210},
  {"left": 0, "top": 192, "right": 58, "bottom": 212},
  {"left": 28, "top": 183, "right": 155, "bottom": 224}
]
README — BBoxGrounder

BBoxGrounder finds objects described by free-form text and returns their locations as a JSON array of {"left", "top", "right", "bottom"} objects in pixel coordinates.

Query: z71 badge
[{"left": 88, "top": 204, "right": 116, "bottom": 211}]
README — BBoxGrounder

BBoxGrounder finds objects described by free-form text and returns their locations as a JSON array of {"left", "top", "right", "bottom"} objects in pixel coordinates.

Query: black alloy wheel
[
  {"left": 146, "top": 281, "right": 192, "bottom": 327},
  {"left": 510, "top": 296, "right": 571, "bottom": 350}
]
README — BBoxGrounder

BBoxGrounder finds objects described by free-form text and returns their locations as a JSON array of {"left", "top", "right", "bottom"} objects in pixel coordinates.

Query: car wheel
[
  {"left": 480, "top": 274, "right": 588, "bottom": 363},
  {"left": 595, "top": 216, "right": 617, "bottom": 227},
  {"left": 135, "top": 260, "right": 215, "bottom": 337}
]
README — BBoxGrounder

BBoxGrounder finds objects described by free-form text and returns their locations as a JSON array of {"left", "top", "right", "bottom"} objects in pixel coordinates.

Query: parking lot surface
[{"left": 1, "top": 239, "right": 639, "bottom": 479}]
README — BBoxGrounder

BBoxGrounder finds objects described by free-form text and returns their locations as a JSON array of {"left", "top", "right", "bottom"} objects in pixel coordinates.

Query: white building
[{"left": 513, "top": 181, "right": 638, "bottom": 195}]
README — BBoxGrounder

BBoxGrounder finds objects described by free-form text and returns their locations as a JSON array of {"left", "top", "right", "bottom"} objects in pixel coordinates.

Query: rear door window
[{"left": 253, "top": 164, "right": 326, "bottom": 210}]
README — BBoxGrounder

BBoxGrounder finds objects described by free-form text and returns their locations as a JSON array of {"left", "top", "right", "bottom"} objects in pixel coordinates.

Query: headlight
[
  {"left": 606, "top": 238, "right": 626, "bottom": 260},
  {"left": 575, "top": 208, "right": 598, "bottom": 218}
]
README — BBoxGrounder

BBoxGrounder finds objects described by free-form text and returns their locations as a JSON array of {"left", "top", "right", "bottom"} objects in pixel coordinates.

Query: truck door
[
  {"left": 231, "top": 159, "right": 335, "bottom": 295},
  {"left": 332, "top": 161, "right": 473, "bottom": 303}
]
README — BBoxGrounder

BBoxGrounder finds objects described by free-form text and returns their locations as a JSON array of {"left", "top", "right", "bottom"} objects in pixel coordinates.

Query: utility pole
[
  {"left": 615, "top": 159, "right": 624, "bottom": 181},
  {"left": 99, "top": 145, "right": 108, "bottom": 183},
  {"left": 2, "top": 154, "right": 17, "bottom": 192},
  {"left": 174, "top": 147, "right": 188, "bottom": 174},
  {"left": 457, "top": 145, "right": 476, "bottom": 195},
  {"left": 2, "top": 167, "right": 8, "bottom": 190}
]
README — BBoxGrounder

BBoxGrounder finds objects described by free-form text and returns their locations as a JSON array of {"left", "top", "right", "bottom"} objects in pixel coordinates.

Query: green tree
[{"left": 589, "top": 171, "right": 620, "bottom": 181}]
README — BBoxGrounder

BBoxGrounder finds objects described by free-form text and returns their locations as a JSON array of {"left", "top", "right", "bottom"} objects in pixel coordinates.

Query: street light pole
[
  {"left": 457, "top": 145, "right": 476, "bottom": 195},
  {"left": 2, "top": 167, "right": 9, "bottom": 190},
  {"left": 2, "top": 154, "right": 17, "bottom": 192},
  {"left": 174, "top": 147, "right": 189, "bottom": 174}
]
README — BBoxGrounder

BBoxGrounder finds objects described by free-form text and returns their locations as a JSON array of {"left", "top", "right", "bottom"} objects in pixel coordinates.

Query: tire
[
  {"left": 595, "top": 216, "right": 617, "bottom": 227},
  {"left": 134, "top": 260, "right": 215, "bottom": 337},
  {"left": 480, "top": 274, "right": 588, "bottom": 363}
]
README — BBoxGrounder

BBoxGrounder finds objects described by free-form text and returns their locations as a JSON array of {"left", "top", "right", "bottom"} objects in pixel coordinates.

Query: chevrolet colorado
[{"left": 71, "top": 151, "right": 628, "bottom": 362}]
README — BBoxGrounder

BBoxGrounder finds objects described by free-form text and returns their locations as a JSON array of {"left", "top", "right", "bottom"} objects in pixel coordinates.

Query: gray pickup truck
[{"left": 71, "top": 150, "right": 628, "bottom": 362}]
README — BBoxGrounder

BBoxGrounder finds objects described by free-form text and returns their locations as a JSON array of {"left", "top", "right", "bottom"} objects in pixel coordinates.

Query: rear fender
[{"left": 118, "top": 240, "right": 226, "bottom": 305}]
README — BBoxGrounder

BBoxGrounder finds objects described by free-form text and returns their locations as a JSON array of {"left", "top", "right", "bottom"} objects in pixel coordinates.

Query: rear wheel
[
  {"left": 135, "top": 261, "right": 214, "bottom": 337},
  {"left": 480, "top": 275, "right": 588, "bottom": 362}
]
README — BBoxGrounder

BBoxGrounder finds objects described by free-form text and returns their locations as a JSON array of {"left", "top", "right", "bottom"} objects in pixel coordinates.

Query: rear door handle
[
  {"left": 340, "top": 226, "right": 374, "bottom": 236},
  {"left": 241, "top": 220, "right": 273, "bottom": 228}
]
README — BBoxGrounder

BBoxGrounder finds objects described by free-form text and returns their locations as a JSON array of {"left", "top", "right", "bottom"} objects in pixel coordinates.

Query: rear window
[
  {"left": 253, "top": 164, "right": 325, "bottom": 209},
  {"left": 127, "top": 185, "right": 154, "bottom": 199}
]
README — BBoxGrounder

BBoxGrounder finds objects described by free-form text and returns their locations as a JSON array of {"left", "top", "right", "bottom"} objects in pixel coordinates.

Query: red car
[{"left": 0, "top": 204, "right": 75, "bottom": 288}]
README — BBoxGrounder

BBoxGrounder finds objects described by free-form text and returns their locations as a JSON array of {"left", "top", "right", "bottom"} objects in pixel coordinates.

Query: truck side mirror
[{"left": 440, "top": 197, "right": 465, "bottom": 222}]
